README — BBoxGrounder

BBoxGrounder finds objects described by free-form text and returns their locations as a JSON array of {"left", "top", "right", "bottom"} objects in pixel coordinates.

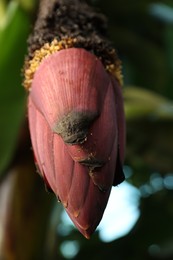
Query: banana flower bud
[{"left": 24, "top": 0, "right": 126, "bottom": 239}]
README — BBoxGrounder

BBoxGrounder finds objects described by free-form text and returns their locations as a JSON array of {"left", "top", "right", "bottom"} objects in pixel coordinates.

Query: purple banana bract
[{"left": 28, "top": 48, "right": 125, "bottom": 238}]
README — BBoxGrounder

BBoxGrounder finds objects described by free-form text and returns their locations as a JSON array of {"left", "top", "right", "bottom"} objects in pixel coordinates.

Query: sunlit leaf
[{"left": 124, "top": 86, "right": 173, "bottom": 119}]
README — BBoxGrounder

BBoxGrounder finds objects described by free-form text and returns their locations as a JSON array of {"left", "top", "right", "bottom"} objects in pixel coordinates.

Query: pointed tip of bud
[{"left": 82, "top": 231, "right": 92, "bottom": 240}]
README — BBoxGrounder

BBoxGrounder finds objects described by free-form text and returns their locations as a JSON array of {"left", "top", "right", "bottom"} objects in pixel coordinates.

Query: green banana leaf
[{"left": 0, "top": 1, "right": 30, "bottom": 175}]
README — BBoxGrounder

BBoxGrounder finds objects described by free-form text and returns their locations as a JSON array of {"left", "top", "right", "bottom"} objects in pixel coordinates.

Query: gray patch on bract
[{"left": 54, "top": 110, "right": 98, "bottom": 144}]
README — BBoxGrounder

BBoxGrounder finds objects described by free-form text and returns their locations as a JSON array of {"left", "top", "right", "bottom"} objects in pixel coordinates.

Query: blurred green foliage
[
  {"left": 0, "top": 1, "right": 29, "bottom": 175},
  {"left": 0, "top": 0, "right": 173, "bottom": 259}
]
